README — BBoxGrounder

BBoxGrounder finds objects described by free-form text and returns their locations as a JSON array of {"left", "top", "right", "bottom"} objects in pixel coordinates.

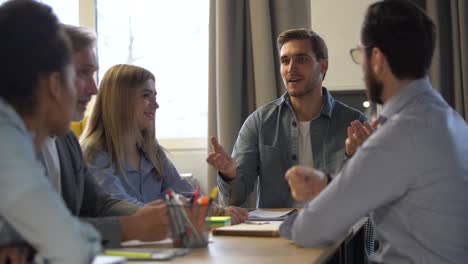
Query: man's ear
[
  {"left": 320, "top": 58, "right": 328, "bottom": 80},
  {"left": 39, "top": 72, "right": 62, "bottom": 104},
  {"left": 372, "top": 47, "right": 387, "bottom": 75},
  {"left": 320, "top": 58, "right": 328, "bottom": 74}
]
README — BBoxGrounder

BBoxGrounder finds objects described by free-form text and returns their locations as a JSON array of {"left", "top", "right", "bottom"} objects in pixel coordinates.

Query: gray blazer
[{"left": 56, "top": 131, "right": 140, "bottom": 247}]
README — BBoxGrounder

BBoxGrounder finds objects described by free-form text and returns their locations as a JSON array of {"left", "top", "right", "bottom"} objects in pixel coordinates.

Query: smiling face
[
  {"left": 135, "top": 79, "right": 158, "bottom": 131},
  {"left": 280, "top": 39, "right": 327, "bottom": 98},
  {"left": 58, "top": 64, "right": 78, "bottom": 131},
  {"left": 72, "top": 46, "right": 98, "bottom": 121}
]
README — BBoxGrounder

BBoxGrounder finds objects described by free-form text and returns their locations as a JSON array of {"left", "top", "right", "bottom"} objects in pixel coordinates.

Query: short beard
[
  {"left": 287, "top": 77, "right": 320, "bottom": 98},
  {"left": 287, "top": 85, "right": 316, "bottom": 98},
  {"left": 364, "top": 63, "right": 383, "bottom": 105}
]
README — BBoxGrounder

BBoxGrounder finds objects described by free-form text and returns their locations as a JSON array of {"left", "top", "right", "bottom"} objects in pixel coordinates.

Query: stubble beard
[
  {"left": 364, "top": 63, "right": 384, "bottom": 105},
  {"left": 287, "top": 73, "right": 321, "bottom": 99},
  {"left": 288, "top": 84, "right": 316, "bottom": 98}
]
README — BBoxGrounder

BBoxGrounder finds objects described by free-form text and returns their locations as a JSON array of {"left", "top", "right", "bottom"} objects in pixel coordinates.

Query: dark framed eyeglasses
[{"left": 349, "top": 47, "right": 363, "bottom": 65}]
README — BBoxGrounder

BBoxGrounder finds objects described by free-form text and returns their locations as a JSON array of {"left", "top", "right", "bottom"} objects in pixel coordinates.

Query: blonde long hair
[{"left": 81, "top": 64, "right": 163, "bottom": 180}]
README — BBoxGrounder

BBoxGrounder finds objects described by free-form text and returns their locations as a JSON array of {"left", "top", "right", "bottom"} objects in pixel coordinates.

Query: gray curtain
[
  {"left": 207, "top": 0, "right": 311, "bottom": 202},
  {"left": 419, "top": 0, "right": 468, "bottom": 120}
]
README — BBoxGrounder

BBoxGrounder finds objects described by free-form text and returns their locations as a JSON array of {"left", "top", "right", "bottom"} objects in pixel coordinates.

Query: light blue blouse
[{"left": 87, "top": 149, "right": 194, "bottom": 206}]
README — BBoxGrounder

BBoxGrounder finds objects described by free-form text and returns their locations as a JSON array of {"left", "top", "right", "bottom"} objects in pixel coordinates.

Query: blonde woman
[{"left": 81, "top": 64, "right": 248, "bottom": 224}]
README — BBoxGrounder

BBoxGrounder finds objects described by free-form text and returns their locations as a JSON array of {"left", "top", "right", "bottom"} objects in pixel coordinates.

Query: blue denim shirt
[{"left": 217, "top": 88, "right": 367, "bottom": 208}]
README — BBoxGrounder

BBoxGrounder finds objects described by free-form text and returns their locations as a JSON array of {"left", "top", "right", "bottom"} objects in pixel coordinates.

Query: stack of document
[
  {"left": 248, "top": 209, "right": 297, "bottom": 221},
  {"left": 211, "top": 209, "right": 297, "bottom": 237}
]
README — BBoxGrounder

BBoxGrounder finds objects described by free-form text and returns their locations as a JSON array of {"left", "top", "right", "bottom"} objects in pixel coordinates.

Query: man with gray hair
[{"left": 46, "top": 24, "right": 170, "bottom": 246}]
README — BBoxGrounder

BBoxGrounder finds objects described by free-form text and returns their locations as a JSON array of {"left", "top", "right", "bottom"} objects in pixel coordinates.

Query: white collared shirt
[{"left": 41, "top": 136, "right": 61, "bottom": 194}]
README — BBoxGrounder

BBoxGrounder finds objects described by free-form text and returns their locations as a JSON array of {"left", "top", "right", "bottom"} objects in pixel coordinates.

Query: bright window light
[
  {"left": 96, "top": 0, "right": 209, "bottom": 140},
  {"left": 0, "top": 0, "right": 79, "bottom": 25}
]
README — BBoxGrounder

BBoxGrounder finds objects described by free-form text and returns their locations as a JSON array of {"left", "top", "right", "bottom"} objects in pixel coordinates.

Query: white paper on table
[
  {"left": 92, "top": 255, "right": 126, "bottom": 264},
  {"left": 121, "top": 238, "right": 173, "bottom": 247}
]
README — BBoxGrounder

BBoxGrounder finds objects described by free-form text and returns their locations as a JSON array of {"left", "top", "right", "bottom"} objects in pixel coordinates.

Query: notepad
[{"left": 248, "top": 209, "right": 297, "bottom": 221}]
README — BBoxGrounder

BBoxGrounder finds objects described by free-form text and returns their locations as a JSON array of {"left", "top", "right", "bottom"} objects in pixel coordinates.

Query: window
[
  {"left": 41, "top": 0, "right": 79, "bottom": 25},
  {"left": 0, "top": 0, "right": 79, "bottom": 25},
  {"left": 96, "top": 0, "right": 209, "bottom": 142}
]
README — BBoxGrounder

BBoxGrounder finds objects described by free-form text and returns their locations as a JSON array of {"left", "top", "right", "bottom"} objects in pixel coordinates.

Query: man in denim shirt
[{"left": 207, "top": 29, "right": 368, "bottom": 208}]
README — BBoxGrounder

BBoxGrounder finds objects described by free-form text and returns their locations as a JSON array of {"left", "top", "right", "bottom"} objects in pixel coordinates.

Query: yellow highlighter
[
  {"left": 103, "top": 249, "right": 173, "bottom": 260},
  {"left": 104, "top": 250, "right": 151, "bottom": 259},
  {"left": 210, "top": 186, "right": 219, "bottom": 200}
]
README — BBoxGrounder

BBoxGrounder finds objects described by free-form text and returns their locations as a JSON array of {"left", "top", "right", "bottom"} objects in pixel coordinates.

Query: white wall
[
  {"left": 311, "top": 0, "right": 378, "bottom": 91},
  {"left": 79, "top": 0, "right": 94, "bottom": 28},
  {"left": 159, "top": 139, "right": 209, "bottom": 194},
  {"left": 165, "top": 148, "right": 208, "bottom": 193}
]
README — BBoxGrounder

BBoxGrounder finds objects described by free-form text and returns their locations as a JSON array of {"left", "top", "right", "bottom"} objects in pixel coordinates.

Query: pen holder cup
[{"left": 167, "top": 203, "right": 210, "bottom": 248}]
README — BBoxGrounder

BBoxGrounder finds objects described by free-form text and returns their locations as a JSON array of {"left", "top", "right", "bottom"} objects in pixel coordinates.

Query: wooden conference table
[
  {"left": 126, "top": 235, "right": 341, "bottom": 264},
  {"left": 126, "top": 218, "right": 367, "bottom": 264}
]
